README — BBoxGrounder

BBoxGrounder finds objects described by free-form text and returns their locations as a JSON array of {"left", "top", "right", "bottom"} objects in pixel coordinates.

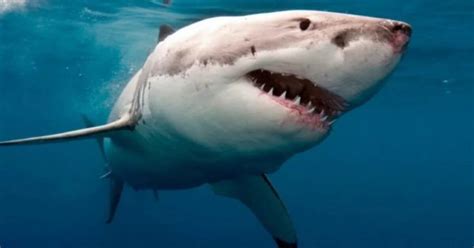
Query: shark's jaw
[{"left": 246, "top": 69, "right": 347, "bottom": 131}]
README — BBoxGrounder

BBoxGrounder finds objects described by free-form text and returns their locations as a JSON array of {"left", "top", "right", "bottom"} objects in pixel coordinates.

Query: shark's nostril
[{"left": 332, "top": 31, "right": 348, "bottom": 48}]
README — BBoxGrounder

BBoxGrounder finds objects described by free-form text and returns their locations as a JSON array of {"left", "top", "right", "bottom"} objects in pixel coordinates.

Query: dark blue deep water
[{"left": 0, "top": 0, "right": 472, "bottom": 247}]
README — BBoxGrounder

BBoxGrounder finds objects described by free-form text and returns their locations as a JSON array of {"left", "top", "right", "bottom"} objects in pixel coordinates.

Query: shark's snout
[
  {"left": 331, "top": 19, "right": 412, "bottom": 54},
  {"left": 389, "top": 21, "right": 412, "bottom": 53},
  {"left": 390, "top": 21, "right": 412, "bottom": 37}
]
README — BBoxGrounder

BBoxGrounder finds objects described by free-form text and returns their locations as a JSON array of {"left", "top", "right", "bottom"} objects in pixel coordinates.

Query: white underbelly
[
  {"left": 104, "top": 136, "right": 214, "bottom": 189},
  {"left": 104, "top": 123, "right": 286, "bottom": 190}
]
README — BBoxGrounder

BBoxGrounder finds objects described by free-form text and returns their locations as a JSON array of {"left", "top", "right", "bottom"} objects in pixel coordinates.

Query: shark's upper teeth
[
  {"left": 248, "top": 69, "right": 348, "bottom": 126},
  {"left": 268, "top": 87, "right": 274, "bottom": 95},
  {"left": 293, "top": 96, "right": 301, "bottom": 105},
  {"left": 329, "top": 119, "right": 336, "bottom": 125},
  {"left": 319, "top": 109, "right": 325, "bottom": 117},
  {"left": 260, "top": 85, "right": 331, "bottom": 122}
]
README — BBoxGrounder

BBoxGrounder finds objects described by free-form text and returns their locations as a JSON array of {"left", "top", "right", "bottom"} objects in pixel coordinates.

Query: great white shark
[{"left": 0, "top": 10, "right": 411, "bottom": 247}]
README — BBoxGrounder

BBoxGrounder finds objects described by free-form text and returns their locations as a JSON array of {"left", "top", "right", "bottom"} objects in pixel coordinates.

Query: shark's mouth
[{"left": 247, "top": 69, "right": 348, "bottom": 129}]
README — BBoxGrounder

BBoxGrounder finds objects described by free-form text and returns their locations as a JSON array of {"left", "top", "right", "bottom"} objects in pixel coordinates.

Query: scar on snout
[{"left": 251, "top": 45, "right": 256, "bottom": 55}]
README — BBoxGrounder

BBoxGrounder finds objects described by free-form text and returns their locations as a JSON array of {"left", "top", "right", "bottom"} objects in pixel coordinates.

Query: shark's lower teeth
[{"left": 246, "top": 69, "right": 348, "bottom": 120}]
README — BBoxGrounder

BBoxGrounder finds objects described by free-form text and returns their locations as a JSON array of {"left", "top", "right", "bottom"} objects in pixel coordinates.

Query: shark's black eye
[{"left": 299, "top": 18, "right": 311, "bottom": 31}]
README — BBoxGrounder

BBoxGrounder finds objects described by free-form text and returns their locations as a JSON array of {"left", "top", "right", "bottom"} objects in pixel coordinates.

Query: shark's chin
[{"left": 246, "top": 69, "right": 347, "bottom": 131}]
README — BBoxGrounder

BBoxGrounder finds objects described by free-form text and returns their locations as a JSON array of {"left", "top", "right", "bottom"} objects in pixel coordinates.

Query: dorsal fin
[
  {"left": 0, "top": 114, "right": 133, "bottom": 146},
  {"left": 158, "top": 24, "right": 175, "bottom": 43}
]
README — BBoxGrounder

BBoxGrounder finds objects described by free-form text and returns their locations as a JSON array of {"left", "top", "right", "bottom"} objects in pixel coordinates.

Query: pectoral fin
[
  {"left": 0, "top": 114, "right": 133, "bottom": 147},
  {"left": 211, "top": 175, "right": 297, "bottom": 248}
]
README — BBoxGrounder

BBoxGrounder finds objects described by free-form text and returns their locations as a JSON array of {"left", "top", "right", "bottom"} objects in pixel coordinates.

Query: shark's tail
[{"left": 0, "top": 114, "right": 134, "bottom": 146}]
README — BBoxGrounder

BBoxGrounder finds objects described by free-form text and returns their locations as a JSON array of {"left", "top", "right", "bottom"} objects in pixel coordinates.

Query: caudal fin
[
  {"left": 0, "top": 114, "right": 133, "bottom": 146},
  {"left": 106, "top": 177, "right": 124, "bottom": 224}
]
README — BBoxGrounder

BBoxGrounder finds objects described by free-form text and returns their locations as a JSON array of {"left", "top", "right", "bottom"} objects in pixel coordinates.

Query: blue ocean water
[{"left": 0, "top": 0, "right": 472, "bottom": 247}]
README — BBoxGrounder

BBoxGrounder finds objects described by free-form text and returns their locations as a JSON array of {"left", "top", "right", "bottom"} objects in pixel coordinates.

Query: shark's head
[{"left": 150, "top": 10, "right": 411, "bottom": 167}]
